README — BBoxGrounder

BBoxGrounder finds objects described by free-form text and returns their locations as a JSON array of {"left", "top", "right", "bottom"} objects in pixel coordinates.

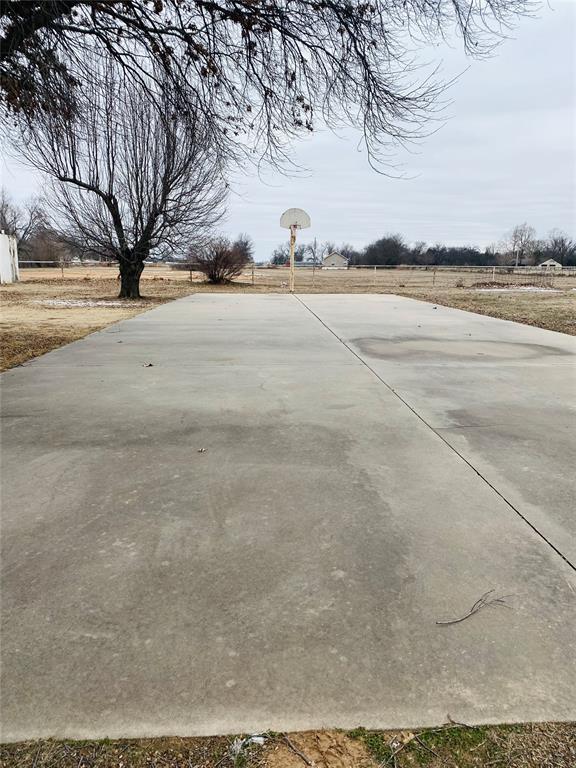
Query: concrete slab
[
  {"left": 298, "top": 294, "right": 576, "bottom": 563},
  {"left": 1, "top": 293, "right": 575, "bottom": 742}
]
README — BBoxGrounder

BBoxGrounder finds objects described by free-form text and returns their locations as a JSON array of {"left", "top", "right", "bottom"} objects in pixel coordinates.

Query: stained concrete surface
[
  {"left": 300, "top": 294, "right": 576, "bottom": 563},
  {"left": 1, "top": 293, "right": 575, "bottom": 742}
]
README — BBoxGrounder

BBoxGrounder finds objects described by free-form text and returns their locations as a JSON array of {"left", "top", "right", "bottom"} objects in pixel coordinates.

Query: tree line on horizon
[
  {"left": 4, "top": 189, "right": 574, "bottom": 275},
  {"left": 270, "top": 225, "right": 576, "bottom": 268}
]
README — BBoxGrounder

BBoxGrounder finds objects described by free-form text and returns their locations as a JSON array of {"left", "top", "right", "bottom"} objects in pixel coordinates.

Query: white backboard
[{"left": 280, "top": 208, "right": 311, "bottom": 230}]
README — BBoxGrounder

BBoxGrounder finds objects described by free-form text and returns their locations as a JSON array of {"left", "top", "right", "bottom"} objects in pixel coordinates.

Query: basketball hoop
[{"left": 280, "top": 208, "right": 311, "bottom": 292}]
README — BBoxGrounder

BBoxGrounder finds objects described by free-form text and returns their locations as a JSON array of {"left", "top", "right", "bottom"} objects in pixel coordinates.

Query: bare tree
[
  {"left": 506, "top": 223, "right": 537, "bottom": 267},
  {"left": 11, "top": 59, "right": 227, "bottom": 298},
  {"left": 0, "top": 189, "right": 21, "bottom": 236},
  {"left": 23, "top": 226, "right": 71, "bottom": 268},
  {"left": 233, "top": 233, "right": 255, "bottom": 264},
  {"left": 305, "top": 239, "right": 322, "bottom": 266},
  {"left": 546, "top": 229, "right": 575, "bottom": 266},
  {"left": 411, "top": 241, "right": 431, "bottom": 265},
  {"left": 1, "top": 1, "right": 533, "bottom": 169},
  {"left": 270, "top": 242, "right": 305, "bottom": 265},
  {"left": 334, "top": 242, "right": 362, "bottom": 265},
  {"left": 0, "top": 188, "right": 45, "bottom": 250},
  {"left": 321, "top": 242, "right": 337, "bottom": 259},
  {"left": 484, "top": 243, "right": 499, "bottom": 262},
  {"left": 194, "top": 236, "right": 252, "bottom": 284}
]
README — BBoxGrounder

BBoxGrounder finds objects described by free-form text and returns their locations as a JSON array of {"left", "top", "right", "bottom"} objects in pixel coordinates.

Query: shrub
[{"left": 193, "top": 236, "right": 252, "bottom": 284}]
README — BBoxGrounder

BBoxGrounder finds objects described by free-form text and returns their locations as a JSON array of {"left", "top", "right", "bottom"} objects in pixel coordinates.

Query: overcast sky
[{"left": 2, "top": 1, "right": 574, "bottom": 262}]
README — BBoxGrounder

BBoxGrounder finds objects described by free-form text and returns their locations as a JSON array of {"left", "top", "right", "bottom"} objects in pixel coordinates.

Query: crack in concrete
[{"left": 294, "top": 294, "right": 576, "bottom": 574}]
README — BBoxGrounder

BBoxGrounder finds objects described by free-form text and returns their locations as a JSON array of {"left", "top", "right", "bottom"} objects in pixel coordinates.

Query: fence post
[
  {"left": 251, "top": 262, "right": 255, "bottom": 286},
  {"left": 432, "top": 267, "right": 437, "bottom": 287},
  {"left": 189, "top": 264, "right": 193, "bottom": 284},
  {"left": 60, "top": 257, "right": 64, "bottom": 278},
  {"left": 492, "top": 265, "right": 496, "bottom": 283},
  {"left": 373, "top": 265, "right": 377, "bottom": 288}
]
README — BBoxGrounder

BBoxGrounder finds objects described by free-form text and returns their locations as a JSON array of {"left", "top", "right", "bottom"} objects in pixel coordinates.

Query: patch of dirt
[{"left": 265, "top": 731, "right": 376, "bottom": 768}]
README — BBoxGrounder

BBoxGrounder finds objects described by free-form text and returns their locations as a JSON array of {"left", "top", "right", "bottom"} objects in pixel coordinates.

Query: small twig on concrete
[
  {"left": 283, "top": 735, "right": 315, "bottom": 766},
  {"left": 436, "top": 590, "right": 512, "bottom": 626}
]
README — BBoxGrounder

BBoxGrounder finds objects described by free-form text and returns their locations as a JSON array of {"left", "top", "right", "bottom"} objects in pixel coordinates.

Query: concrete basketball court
[{"left": 1, "top": 293, "right": 575, "bottom": 742}]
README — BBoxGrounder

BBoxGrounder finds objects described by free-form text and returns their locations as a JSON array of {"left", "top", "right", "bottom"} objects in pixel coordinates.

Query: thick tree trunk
[{"left": 118, "top": 255, "right": 144, "bottom": 299}]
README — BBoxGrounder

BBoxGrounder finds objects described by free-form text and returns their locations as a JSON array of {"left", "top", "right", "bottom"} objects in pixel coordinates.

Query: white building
[
  {"left": 322, "top": 252, "right": 348, "bottom": 269},
  {"left": 537, "top": 259, "right": 562, "bottom": 271},
  {"left": 0, "top": 233, "right": 19, "bottom": 284}
]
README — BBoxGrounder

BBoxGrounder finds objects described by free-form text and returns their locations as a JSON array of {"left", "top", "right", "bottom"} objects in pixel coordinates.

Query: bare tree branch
[
  {"left": 436, "top": 590, "right": 513, "bottom": 626},
  {"left": 0, "top": 188, "right": 46, "bottom": 249},
  {"left": 1, "top": 0, "right": 536, "bottom": 169}
]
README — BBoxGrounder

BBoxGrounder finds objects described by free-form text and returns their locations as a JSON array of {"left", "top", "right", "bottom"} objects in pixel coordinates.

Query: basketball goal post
[{"left": 280, "top": 208, "right": 311, "bottom": 292}]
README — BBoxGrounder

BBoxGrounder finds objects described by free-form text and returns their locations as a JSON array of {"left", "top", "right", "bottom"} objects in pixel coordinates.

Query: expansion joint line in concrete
[{"left": 293, "top": 294, "right": 576, "bottom": 575}]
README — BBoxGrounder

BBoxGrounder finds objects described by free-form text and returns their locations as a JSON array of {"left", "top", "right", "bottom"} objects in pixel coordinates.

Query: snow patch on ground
[
  {"left": 34, "top": 299, "right": 136, "bottom": 308},
  {"left": 475, "top": 287, "right": 561, "bottom": 294}
]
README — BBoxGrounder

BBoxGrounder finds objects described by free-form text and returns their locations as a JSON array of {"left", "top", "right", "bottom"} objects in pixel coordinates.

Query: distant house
[
  {"left": 538, "top": 259, "right": 562, "bottom": 271},
  {"left": 322, "top": 252, "right": 348, "bottom": 269}
]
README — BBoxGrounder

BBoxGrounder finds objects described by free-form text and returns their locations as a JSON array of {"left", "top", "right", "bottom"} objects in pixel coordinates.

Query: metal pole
[{"left": 289, "top": 225, "right": 296, "bottom": 293}]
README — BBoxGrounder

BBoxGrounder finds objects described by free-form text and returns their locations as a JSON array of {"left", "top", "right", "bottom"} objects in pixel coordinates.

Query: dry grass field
[
  {"left": 1, "top": 265, "right": 575, "bottom": 371},
  {"left": 0, "top": 275, "right": 195, "bottom": 371},
  {"left": 2, "top": 723, "right": 575, "bottom": 768}
]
